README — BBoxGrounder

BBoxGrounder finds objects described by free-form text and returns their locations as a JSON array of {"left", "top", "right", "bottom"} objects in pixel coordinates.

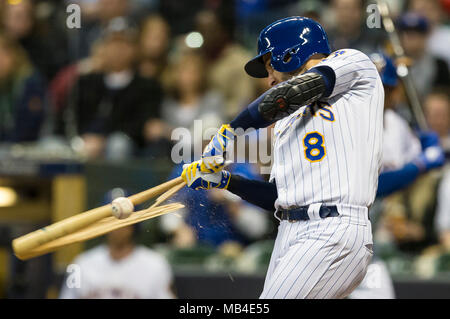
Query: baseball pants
[{"left": 260, "top": 204, "right": 373, "bottom": 299}]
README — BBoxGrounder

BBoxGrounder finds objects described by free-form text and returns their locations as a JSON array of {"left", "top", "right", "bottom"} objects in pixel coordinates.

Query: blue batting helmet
[
  {"left": 245, "top": 16, "right": 331, "bottom": 78},
  {"left": 369, "top": 52, "right": 398, "bottom": 87}
]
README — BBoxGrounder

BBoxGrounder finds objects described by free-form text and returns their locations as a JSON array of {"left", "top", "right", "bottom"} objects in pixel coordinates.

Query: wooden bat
[
  {"left": 377, "top": 0, "right": 428, "bottom": 130},
  {"left": 15, "top": 202, "right": 185, "bottom": 260},
  {"left": 147, "top": 160, "right": 230, "bottom": 210},
  {"left": 12, "top": 176, "right": 183, "bottom": 258},
  {"left": 150, "top": 181, "right": 186, "bottom": 209}
]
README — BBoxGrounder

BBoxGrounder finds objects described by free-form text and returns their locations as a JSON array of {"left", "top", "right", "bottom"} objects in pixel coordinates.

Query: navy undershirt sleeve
[
  {"left": 230, "top": 91, "right": 274, "bottom": 130},
  {"left": 230, "top": 66, "right": 336, "bottom": 131},
  {"left": 227, "top": 174, "right": 278, "bottom": 211},
  {"left": 376, "top": 163, "right": 420, "bottom": 197},
  {"left": 308, "top": 65, "right": 336, "bottom": 98}
]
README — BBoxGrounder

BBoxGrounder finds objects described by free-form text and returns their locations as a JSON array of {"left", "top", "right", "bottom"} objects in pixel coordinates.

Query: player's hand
[
  {"left": 413, "top": 145, "right": 445, "bottom": 172},
  {"left": 201, "top": 124, "right": 236, "bottom": 173},
  {"left": 182, "top": 161, "right": 231, "bottom": 190},
  {"left": 412, "top": 130, "right": 445, "bottom": 172}
]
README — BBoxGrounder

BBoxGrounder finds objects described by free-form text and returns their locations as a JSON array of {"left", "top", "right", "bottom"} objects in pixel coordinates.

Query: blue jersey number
[{"left": 303, "top": 132, "right": 326, "bottom": 162}]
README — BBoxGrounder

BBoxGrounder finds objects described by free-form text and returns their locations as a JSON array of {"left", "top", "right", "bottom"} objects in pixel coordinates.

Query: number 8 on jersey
[{"left": 303, "top": 131, "right": 326, "bottom": 162}]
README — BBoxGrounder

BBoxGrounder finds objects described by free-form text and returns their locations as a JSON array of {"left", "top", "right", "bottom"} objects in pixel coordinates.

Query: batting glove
[
  {"left": 201, "top": 124, "right": 236, "bottom": 173},
  {"left": 182, "top": 161, "right": 231, "bottom": 190},
  {"left": 413, "top": 145, "right": 445, "bottom": 173}
]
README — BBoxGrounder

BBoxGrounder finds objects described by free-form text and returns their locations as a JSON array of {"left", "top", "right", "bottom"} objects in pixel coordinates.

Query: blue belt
[{"left": 276, "top": 205, "right": 339, "bottom": 222}]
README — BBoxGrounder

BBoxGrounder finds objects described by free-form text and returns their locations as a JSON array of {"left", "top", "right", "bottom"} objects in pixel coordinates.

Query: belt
[{"left": 276, "top": 205, "right": 339, "bottom": 222}]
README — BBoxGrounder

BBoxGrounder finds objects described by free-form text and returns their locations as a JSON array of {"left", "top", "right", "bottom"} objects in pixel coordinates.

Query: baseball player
[{"left": 181, "top": 16, "right": 383, "bottom": 299}]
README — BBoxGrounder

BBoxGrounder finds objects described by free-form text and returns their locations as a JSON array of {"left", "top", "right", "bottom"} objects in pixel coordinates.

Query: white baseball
[{"left": 111, "top": 197, "right": 134, "bottom": 219}]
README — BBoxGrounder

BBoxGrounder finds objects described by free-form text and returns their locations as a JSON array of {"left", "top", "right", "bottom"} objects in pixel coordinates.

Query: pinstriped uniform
[
  {"left": 349, "top": 109, "right": 421, "bottom": 299},
  {"left": 261, "top": 49, "right": 384, "bottom": 299}
]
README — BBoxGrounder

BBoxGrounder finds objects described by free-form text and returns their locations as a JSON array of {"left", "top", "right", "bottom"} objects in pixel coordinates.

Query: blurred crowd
[{"left": 0, "top": 0, "right": 450, "bottom": 298}]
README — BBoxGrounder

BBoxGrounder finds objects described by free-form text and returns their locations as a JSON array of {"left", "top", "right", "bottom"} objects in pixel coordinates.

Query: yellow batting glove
[{"left": 181, "top": 161, "right": 231, "bottom": 190}]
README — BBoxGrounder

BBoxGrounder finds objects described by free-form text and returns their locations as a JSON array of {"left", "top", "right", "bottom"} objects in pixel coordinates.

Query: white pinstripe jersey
[{"left": 270, "top": 49, "right": 384, "bottom": 210}]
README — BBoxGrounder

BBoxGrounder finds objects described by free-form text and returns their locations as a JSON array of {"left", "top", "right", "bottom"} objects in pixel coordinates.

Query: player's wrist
[
  {"left": 220, "top": 124, "right": 236, "bottom": 137},
  {"left": 216, "top": 124, "right": 237, "bottom": 148},
  {"left": 217, "top": 171, "right": 231, "bottom": 189},
  {"left": 201, "top": 124, "right": 236, "bottom": 173}
]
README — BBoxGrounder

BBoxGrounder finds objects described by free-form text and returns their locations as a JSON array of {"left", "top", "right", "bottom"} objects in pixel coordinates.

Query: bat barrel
[{"left": 12, "top": 205, "right": 111, "bottom": 258}]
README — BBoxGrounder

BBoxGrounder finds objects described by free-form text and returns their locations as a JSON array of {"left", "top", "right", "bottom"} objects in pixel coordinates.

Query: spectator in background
[
  {"left": 327, "top": 0, "right": 386, "bottom": 54},
  {"left": 60, "top": 226, "right": 174, "bottom": 299},
  {"left": 59, "top": 188, "right": 174, "bottom": 299},
  {"left": 50, "top": 40, "right": 108, "bottom": 137},
  {"left": 397, "top": 12, "right": 450, "bottom": 98},
  {"left": 294, "top": 0, "right": 324, "bottom": 23},
  {"left": 1, "top": 0, "right": 68, "bottom": 81},
  {"left": 68, "top": 28, "right": 163, "bottom": 160},
  {"left": 159, "top": 0, "right": 205, "bottom": 36},
  {"left": 65, "top": 0, "right": 102, "bottom": 21},
  {"left": 129, "top": 0, "right": 159, "bottom": 21},
  {"left": 68, "top": 0, "right": 157, "bottom": 21},
  {"left": 138, "top": 15, "right": 171, "bottom": 87},
  {"left": 424, "top": 89, "right": 450, "bottom": 155},
  {"left": 409, "top": 0, "right": 450, "bottom": 69},
  {"left": 195, "top": 9, "right": 258, "bottom": 120},
  {"left": 0, "top": 35, "right": 46, "bottom": 142},
  {"left": 94, "top": 0, "right": 136, "bottom": 26},
  {"left": 72, "top": 0, "right": 134, "bottom": 59},
  {"left": 435, "top": 166, "right": 450, "bottom": 251},
  {"left": 153, "top": 51, "right": 225, "bottom": 159}
]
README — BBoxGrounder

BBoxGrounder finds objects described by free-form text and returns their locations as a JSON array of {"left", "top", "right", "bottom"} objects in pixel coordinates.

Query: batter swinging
[{"left": 181, "top": 16, "right": 384, "bottom": 299}]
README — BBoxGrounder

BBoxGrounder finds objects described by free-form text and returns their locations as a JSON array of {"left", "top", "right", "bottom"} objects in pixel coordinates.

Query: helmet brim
[{"left": 244, "top": 54, "right": 269, "bottom": 78}]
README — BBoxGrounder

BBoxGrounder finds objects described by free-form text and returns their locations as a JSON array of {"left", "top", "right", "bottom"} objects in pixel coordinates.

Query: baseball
[{"left": 111, "top": 197, "right": 134, "bottom": 219}]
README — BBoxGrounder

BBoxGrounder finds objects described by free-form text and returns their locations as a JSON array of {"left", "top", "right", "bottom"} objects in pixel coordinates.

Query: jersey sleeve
[{"left": 315, "top": 49, "right": 380, "bottom": 99}]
